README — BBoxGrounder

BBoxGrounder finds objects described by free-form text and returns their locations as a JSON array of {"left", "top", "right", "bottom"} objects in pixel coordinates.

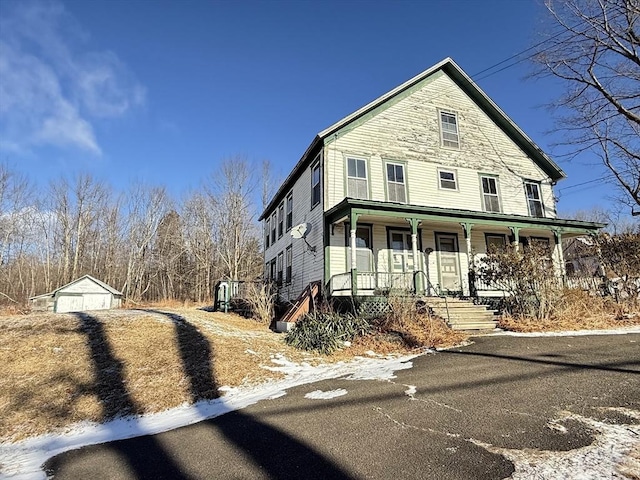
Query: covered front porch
[{"left": 324, "top": 199, "right": 603, "bottom": 298}]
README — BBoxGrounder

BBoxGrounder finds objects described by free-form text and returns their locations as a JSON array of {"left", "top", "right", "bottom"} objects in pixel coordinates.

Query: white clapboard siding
[{"left": 325, "top": 70, "right": 555, "bottom": 218}]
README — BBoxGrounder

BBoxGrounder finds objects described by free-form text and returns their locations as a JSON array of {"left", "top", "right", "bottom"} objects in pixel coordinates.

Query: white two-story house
[{"left": 260, "top": 58, "right": 603, "bottom": 306}]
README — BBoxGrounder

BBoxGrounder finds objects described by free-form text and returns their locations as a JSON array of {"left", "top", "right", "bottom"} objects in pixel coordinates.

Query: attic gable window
[
  {"left": 439, "top": 169, "right": 457, "bottom": 190},
  {"left": 311, "top": 162, "right": 321, "bottom": 208},
  {"left": 440, "top": 111, "right": 460, "bottom": 149},
  {"left": 347, "top": 157, "right": 369, "bottom": 199},
  {"left": 525, "top": 181, "right": 544, "bottom": 218}
]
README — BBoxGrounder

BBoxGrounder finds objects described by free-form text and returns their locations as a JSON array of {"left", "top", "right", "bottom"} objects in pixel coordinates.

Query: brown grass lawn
[{"left": 1, "top": 307, "right": 453, "bottom": 443}]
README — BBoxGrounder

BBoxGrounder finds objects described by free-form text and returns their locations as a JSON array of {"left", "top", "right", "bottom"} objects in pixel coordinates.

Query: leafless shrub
[{"left": 244, "top": 282, "right": 276, "bottom": 324}]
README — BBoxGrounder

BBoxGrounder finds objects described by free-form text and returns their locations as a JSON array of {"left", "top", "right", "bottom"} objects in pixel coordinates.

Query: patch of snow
[
  {"left": 0, "top": 352, "right": 419, "bottom": 480},
  {"left": 490, "top": 326, "right": 640, "bottom": 337},
  {"left": 404, "top": 385, "right": 417, "bottom": 397},
  {"left": 244, "top": 349, "right": 257, "bottom": 355},
  {"left": 472, "top": 410, "right": 640, "bottom": 480},
  {"left": 546, "top": 421, "right": 568, "bottom": 434},
  {"left": 304, "top": 389, "right": 348, "bottom": 400}
]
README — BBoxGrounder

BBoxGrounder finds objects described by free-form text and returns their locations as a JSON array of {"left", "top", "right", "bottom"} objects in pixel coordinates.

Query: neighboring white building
[
  {"left": 30, "top": 275, "right": 123, "bottom": 313},
  {"left": 260, "top": 58, "right": 604, "bottom": 303}
]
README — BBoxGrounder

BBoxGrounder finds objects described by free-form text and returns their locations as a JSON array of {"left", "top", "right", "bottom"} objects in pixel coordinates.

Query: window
[
  {"left": 269, "top": 259, "right": 276, "bottom": 282},
  {"left": 440, "top": 111, "right": 459, "bottom": 148},
  {"left": 270, "top": 212, "right": 276, "bottom": 244},
  {"left": 277, "top": 252, "right": 283, "bottom": 285},
  {"left": 285, "top": 245, "right": 292, "bottom": 284},
  {"left": 386, "top": 162, "right": 406, "bottom": 203},
  {"left": 264, "top": 217, "right": 270, "bottom": 248},
  {"left": 439, "top": 169, "right": 457, "bottom": 190},
  {"left": 525, "top": 181, "right": 544, "bottom": 217},
  {"left": 485, "top": 234, "right": 507, "bottom": 252},
  {"left": 286, "top": 192, "right": 293, "bottom": 231},
  {"left": 481, "top": 176, "right": 501, "bottom": 212},
  {"left": 277, "top": 202, "right": 284, "bottom": 238},
  {"left": 347, "top": 157, "right": 368, "bottom": 199},
  {"left": 347, "top": 224, "right": 373, "bottom": 272},
  {"left": 311, "top": 162, "right": 321, "bottom": 208}
]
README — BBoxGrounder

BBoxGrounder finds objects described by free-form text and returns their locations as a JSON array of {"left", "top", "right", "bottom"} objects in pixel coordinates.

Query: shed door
[
  {"left": 83, "top": 293, "right": 111, "bottom": 311},
  {"left": 56, "top": 295, "right": 84, "bottom": 313}
]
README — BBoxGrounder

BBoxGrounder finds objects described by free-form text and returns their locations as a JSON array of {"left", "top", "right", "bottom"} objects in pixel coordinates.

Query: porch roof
[{"left": 324, "top": 198, "right": 606, "bottom": 235}]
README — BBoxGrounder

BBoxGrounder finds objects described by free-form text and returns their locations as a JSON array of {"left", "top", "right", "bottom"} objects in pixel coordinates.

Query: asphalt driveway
[{"left": 45, "top": 333, "right": 640, "bottom": 479}]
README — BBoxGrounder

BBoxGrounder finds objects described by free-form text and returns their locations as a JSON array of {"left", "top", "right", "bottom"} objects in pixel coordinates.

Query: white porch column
[
  {"left": 461, "top": 222, "right": 474, "bottom": 297},
  {"left": 407, "top": 218, "right": 422, "bottom": 294},
  {"left": 553, "top": 229, "right": 566, "bottom": 281},
  {"left": 350, "top": 228, "right": 357, "bottom": 271}
]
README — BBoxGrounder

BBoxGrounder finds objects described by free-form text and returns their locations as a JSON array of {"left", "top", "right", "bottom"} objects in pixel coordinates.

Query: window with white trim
[
  {"left": 285, "top": 192, "right": 293, "bottom": 231},
  {"left": 311, "top": 162, "right": 321, "bottom": 208},
  {"left": 481, "top": 176, "right": 501, "bottom": 212},
  {"left": 439, "top": 169, "right": 457, "bottom": 190},
  {"left": 440, "top": 111, "right": 459, "bottom": 148},
  {"left": 386, "top": 162, "right": 406, "bottom": 203},
  {"left": 525, "top": 181, "right": 544, "bottom": 217},
  {"left": 346, "top": 157, "right": 368, "bottom": 199}
]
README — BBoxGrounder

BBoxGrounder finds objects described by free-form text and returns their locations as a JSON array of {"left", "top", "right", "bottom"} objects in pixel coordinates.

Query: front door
[
  {"left": 435, "top": 233, "right": 461, "bottom": 293},
  {"left": 389, "top": 230, "right": 414, "bottom": 290}
]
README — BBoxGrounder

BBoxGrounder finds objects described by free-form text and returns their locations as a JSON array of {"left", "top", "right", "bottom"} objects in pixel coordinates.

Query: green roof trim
[{"left": 325, "top": 198, "right": 605, "bottom": 234}]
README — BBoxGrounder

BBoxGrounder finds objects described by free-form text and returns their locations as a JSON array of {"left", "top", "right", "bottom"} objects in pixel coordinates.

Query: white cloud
[{"left": 0, "top": 0, "right": 146, "bottom": 156}]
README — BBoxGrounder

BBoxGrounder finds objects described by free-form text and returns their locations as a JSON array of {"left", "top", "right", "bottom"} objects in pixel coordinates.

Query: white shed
[{"left": 30, "top": 275, "right": 123, "bottom": 313}]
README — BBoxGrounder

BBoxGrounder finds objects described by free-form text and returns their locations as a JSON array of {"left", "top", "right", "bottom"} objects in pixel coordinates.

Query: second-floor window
[
  {"left": 386, "top": 162, "right": 406, "bottom": 203},
  {"left": 277, "top": 202, "right": 284, "bottom": 238},
  {"left": 481, "top": 176, "right": 501, "bottom": 212},
  {"left": 286, "top": 192, "right": 293, "bottom": 231},
  {"left": 271, "top": 212, "right": 276, "bottom": 244},
  {"left": 347, "top": 157, "right": 368, "bottom": 199},
  {"left": 439, "top": 169, "right": 457, "bottom": 190},
  {"left": 525, "top": 181, "right": 544, "bottom": 217},
  {"left": 440, "top": 111, "right": 459, "bottom": 148},
  {"left": 311, "top": 162, "right": 321, "bottom": 208},
  {"left": 285, "top": 245, "right": 292, "bottom": 284},
  {"left": 264, "top": 217, "right": 270, "bottom": 248}
]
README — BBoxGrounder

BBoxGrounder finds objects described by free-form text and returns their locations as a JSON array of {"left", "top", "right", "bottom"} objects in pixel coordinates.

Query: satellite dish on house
[
  {"left": 291, "top": 222, "right": 311, "bottom": 239},
  {"left": 291, "top": 222, "right": 316, "bottom": 253}
]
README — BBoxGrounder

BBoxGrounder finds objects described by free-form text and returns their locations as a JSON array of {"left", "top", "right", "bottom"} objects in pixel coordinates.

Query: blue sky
[{"left": 0, "top": 0, "right": 620, "bottom": 216}]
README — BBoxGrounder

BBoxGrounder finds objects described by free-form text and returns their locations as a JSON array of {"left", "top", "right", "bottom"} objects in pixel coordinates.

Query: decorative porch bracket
[
  {"left": 350, "top": 211, "right": 361, "bottom": 296},
  {"left": 460, "top": 222, "right": 474, "bottom": 297},
  {"left": 406, "top": 217, "right": 423, "bottom": 294}
]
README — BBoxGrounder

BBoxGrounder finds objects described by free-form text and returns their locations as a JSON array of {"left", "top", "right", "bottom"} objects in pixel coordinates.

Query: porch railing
[{"left": 328, "top": 271, "right": 437, "bottom": 297}]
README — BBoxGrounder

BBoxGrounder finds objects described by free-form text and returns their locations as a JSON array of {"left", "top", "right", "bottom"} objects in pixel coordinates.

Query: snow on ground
[
  {"left": 1, "top": 327, "right": 639, "bottom": 479},
  {"left": 473, "top": 409, "right": 640, "bottom": 479},
  {"left": 490, "top": 326, "right": 640, "bottom": 337},
  {"left": 304, "top": 389, "right": 348, "bottom": 400},
  {"left": 0, "top": 353, "right": 418, "bottom": 480}
]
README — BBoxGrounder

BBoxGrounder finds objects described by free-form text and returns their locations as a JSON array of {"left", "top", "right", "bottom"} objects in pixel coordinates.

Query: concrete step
[{"left": 450, "top": 321, "right": 498, "bottom": 331}]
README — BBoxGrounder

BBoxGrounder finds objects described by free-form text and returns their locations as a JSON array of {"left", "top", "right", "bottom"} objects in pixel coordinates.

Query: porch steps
[
  {"left": 275, "top": 281, "right": 321, "bottom": 333},
  {"left": 424, "top": 297, "right": 498, "bottom": 331}
]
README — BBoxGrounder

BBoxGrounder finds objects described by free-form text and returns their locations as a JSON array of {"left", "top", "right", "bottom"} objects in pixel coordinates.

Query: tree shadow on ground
[{"left": 45, "top": 310, "right": 354, "bottom": 479}]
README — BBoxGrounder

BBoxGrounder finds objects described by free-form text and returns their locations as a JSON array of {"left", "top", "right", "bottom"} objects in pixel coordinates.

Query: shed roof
[{"left": 29, "top": 275, "right": 123, "bottom": 300}]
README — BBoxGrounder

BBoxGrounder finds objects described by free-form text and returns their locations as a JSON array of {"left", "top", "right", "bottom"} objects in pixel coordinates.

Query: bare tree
[
  {"left": 533, "top": 0, "right": 640, "bottom": 215},
  {"left": 207, "top": 157, "right": 261, "bottom": 282}
]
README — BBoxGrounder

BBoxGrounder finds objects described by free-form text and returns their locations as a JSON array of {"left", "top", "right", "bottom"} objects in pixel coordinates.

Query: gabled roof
[
  {"left": 29, "top": 274, "right": 123, "bottom": 300},
  {"left": 260, "top": 58, "right": 566, "bottom": 221}
]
